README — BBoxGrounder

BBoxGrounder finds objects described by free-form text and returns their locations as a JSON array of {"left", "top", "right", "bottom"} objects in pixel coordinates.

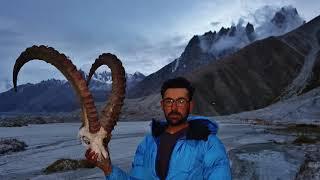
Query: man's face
[{"left": 161, "top": 88, "right": 194, "bottom": 126}]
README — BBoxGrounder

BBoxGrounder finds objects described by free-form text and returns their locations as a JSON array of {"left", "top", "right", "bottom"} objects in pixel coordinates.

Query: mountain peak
[
  {"left": 229, "top": 26, "right": 237, "bottom": 36},
  {"left": 245, "top": 22, "right": 255, "bottom": 41},
  {"left": 218, "top": 27, "right": 230, "bottom": 36},
  {"left": 203, "top": 30, "right": 214, "bottom": 36},
  {"left": 127, "top": 71, "right": 146, "bottom": 82},
  {"left": 245, "top": 22, "right": 254, "bottom": 34},
  {"left": 133, "top": 71, "right": 144, "bottom": 76},
  {"left": 183, "top": 35, "right": 201, "bottom": 54},
  {"left": 271, "top": 6, "right": 300, "bottom": 28}
]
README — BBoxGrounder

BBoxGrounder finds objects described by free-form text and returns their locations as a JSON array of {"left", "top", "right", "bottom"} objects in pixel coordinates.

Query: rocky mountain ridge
[
  {"left": 128, "top": 6, "right": 305, "bottom": 98},
  {"left": 122, "top": 12, "right": 320, "bottom": 120}
]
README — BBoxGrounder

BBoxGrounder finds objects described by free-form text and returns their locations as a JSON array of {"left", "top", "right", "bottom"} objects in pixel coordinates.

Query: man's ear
[{"left": 160, "top": 100, "right": 164, "bottom": 109}]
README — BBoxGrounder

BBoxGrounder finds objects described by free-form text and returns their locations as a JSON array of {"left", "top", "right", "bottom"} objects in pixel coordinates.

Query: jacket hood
[{"left": 151, "top": 115, "right": 219, "bottom": 141}]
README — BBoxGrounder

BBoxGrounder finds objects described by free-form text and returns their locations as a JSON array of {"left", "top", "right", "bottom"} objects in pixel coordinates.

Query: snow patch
[{"left": 172, "top": 58, "right": 181, "bottom": 72}]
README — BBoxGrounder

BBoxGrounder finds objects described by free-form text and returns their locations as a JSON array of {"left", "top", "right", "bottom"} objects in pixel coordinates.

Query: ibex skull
[{"left": 13, "top": 45, "right": 126, "bottom": 162}]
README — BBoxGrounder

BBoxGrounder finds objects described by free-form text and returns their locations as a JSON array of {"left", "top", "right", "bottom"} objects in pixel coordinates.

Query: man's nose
[{"left": 171, "top": 101, "right": 178, "bottom": 110}]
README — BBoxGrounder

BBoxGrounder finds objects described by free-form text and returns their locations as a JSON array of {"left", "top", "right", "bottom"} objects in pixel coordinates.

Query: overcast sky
[{"left": 0, "top": 0, "right": 319, "bottom": 89}]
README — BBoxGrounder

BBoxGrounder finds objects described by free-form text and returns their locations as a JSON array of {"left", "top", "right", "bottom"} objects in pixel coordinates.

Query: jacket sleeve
[
  {"left": 105, "top": 136, "right": 149, "bottom": 180},
  {"left": 202, "top": 135, "right": 232, "bottom": 180}
]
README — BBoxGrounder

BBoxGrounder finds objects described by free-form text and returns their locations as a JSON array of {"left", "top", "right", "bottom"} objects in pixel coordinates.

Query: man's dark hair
[{"left": 161, "top": 77, "right": 195, "bottom": 100}]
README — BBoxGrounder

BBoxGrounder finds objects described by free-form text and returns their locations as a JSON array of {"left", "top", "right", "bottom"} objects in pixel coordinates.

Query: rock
[
  {"left": 43, "top": 159, "right": 95, "bottom": 174},
  {"left": 0, "top": 116, "right": 67, "bottom": 127},
  {"left": 229, "top": 143, "right": 305, "bottom": 179},
  {"left": 0, "top": 138, "right": 28, "bottom": 155},
  {"left": 0, "top": 117, "right": 29, "bottom": 127},
  {"left": 295, "top": 144, "right": 320, "bottom": 180},
  {"left": 293, "top": 135, "right": 317, "bottom": 145},
  {"left": 245, "top": 23, "right": 255, "bottom": 41},
  {"left": 218, "top": 27, "right": 230, "bottom": 36}
]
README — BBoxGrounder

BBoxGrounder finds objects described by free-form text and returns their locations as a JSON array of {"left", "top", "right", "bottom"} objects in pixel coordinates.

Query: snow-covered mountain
[
  {"left": 0, "top": 71, "right": 145, "bottom": 113},
  {"left": 79, "top": 69, "right": 145, "bottom": 91},
  {"left": 92, "top": 70, "right": 145, "bottom": 86},
  {"left": 128, "top": 6, "right": 305, "bottom": 98}
]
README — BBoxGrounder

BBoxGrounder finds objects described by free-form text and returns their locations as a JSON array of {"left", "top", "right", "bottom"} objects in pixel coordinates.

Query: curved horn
[
  {"left": 13, "top": 45, "right": 100, "bottom": 133},
  {"left": 87, "top": 53, "right": 126, "bottom": 133}
]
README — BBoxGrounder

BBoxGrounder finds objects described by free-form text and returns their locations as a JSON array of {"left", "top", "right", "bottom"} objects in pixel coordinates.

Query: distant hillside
[
  {"left": 0, "top": 79, "right": 77, "bottom": 112},
  {"left": 190, "top": 37, "right": 304, "bottom": 115}
]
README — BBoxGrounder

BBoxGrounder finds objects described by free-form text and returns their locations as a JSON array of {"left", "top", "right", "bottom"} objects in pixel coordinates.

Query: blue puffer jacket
[{"left": 106, "top": 116, "right": 231, "bottom": 180}]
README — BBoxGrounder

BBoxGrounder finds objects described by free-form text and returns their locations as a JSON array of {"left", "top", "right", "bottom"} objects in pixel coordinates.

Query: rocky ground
[
  {"left": 43, "top": 159, "right": 95, "bottom": 174},
  {"left": 0, "top": 119, "right": 319, "bottom": 179},
  {"left": 46, "top": 120, "right": 320, "bottom": 179},
  {"left": 0, "top": 138, "right": 28, "bottom": 155},
  {"left": 295, "top": 144, "right": 320, "bottom": 180},
  {"left": 0, "top": 114, "right": 81, "bottom": 127},
  {"left": 221, "top": 122, "right": 320, "bottom": 179}
]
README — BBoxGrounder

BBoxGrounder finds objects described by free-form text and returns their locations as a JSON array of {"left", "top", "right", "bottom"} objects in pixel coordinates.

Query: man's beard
[{"left": 165, "top": 110, "right": 189, "bottom": 126}]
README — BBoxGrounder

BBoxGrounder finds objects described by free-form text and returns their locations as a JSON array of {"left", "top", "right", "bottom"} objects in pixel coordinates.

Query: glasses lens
[
  {"left": 164, "top": 99, "right": 173, "bottom": 107},
  {"left": 176, "top": 98, "right": 187, "bottom": 106}
]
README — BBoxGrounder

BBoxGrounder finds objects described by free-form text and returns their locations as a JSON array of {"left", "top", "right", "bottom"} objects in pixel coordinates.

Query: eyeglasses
[{"left": 162, "top": 98, "right": 190, "bottom": 107}]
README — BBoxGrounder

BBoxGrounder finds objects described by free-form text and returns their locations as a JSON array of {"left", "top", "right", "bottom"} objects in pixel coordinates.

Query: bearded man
[{"left": 86, "top": 77, "right": 231, "bottom": 180}]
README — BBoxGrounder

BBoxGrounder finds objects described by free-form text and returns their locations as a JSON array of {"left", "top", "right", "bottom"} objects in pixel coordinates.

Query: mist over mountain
[{"left": 128, "top": 6, "right": 305, "bottom": 98}]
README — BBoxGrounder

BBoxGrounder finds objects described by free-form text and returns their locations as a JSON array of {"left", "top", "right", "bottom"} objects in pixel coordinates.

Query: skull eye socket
[{"left": 81, "top": 136, "right": 90, "bottom": 145}]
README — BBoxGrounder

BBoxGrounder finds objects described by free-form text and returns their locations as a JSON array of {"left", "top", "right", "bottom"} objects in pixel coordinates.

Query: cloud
[
  {"left": 117, "top": 34, "right": 188, "bottom": 75},
  {"left": 199, "top": 5, "right": 305, "bottom": 57},
  {"left": 75, "top": 33, "right": 188, "bottom": 75},
  {"left": 248, "top": 5, "right": 305, "bottom": 38},
  {"left": 0, "top": 27, "right": 27, "bottom": 88},
  {"left": 210, "top": 21, "right": 221, "bottom": 27},
  {"left": 0, "top": 17, "right": 25, "bottom": 49}
]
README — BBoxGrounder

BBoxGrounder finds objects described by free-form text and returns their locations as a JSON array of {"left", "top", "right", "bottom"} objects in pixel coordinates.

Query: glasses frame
[{"left": 162, "top": 97, "right": 190, "bottom": 107}]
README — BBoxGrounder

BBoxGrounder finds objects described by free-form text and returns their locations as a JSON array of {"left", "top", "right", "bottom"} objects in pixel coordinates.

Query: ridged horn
[
  {"left": 13, "top": 45, "right": 101, "bottom": 133},
  {"left": 87, "top": 53, "right": 126, "bottom": 133}
]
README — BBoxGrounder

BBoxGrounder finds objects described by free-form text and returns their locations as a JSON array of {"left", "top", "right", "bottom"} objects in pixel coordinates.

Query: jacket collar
[{"left": 151, "top": 115, "right": 218, "bottom": 141}]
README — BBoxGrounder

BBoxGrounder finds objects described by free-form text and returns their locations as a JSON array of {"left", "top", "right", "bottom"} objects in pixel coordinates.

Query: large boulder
[
  {"left": 0, "top": 138, "right": 28, "bottom": 155},
  {"left": 295, "top": 144, "right": 320, "bottom": 180},
  {"left": 43, "top": 159, "right": 95, "bottom": 174}
]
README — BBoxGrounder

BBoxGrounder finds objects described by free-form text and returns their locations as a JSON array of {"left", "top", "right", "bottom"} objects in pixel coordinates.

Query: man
[{"left": 86, "top": 77, "right": 231, "bottom": 179}]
